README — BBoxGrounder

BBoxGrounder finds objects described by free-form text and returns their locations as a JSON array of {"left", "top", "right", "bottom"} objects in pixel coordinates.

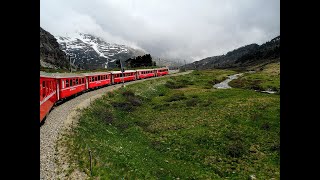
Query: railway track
[{"left": 40, "top": 70, "right": 191, "bottom": 179}]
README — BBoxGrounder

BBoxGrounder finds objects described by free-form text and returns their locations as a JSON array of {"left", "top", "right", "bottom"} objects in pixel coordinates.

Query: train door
[
  {"left": 85, "top": 77, "right": 89, "bottom": 89},
  {"left": 56, "top": 79, "right": 60, "bottom": 100}
]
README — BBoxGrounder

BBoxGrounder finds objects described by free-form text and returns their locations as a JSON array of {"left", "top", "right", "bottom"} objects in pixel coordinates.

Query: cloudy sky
[{"left": 40, "top": 0, "right": 280, "bottom": 62}]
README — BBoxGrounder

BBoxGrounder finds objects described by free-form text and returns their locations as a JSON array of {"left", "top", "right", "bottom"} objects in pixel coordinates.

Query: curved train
[{"left": 40, "top": 67, "right": 169, "bottom": 123}]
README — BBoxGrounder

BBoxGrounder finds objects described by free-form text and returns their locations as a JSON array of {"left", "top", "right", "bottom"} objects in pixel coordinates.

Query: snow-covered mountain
[{"left": 56, "top": 33, "right": 146, "bottom": 70}]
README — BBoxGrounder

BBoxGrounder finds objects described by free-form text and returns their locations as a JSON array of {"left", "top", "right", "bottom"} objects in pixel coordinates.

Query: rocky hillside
[
  {"left": 185, "top": 35, "right": 280, "bottom": 70},
  {"left": 40, "top": 27, "right": 71, "bottom": 69},
  {"left": 56, "top": 33, "right": 146, "bottom": 70}
]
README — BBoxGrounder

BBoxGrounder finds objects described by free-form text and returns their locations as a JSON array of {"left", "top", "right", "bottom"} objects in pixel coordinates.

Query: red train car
[
  {"left": 136, "top": 69, "right": 155, "bottom": 79},
  {"left": 156, "top": 67, "right": 169, "bottom": 77},
  {"left": 40, "top": 72, "right": 58, "bottom": 122},
  {"left": 110, "top": 70, "right": 137, "bottom": 84},
  {"left": 83, "top": 72, "right": 111, "bottom": 89},
  {"left": 54, "top": 73, "right": 87, "bottom": 100}
]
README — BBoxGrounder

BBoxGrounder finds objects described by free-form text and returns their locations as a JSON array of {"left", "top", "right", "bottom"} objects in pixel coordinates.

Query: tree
[{"left": 115, "top": 60, "right": 121, "bottom": 68}]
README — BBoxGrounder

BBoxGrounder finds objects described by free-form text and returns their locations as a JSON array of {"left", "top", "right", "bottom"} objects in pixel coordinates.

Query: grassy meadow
[
  {"left": 229, "top": 62, "right": 280, "bottom": 92},
  {"left": 60, "top": 67, "right": 280, "bottom": 179}
]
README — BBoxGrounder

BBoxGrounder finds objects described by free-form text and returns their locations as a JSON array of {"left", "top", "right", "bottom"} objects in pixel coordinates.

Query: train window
[
  {"left": 98, "top": 76, "right": 100, "bottom": 80},
  {"left": 70, "top": 79, "right": 73, "bottom": 86},
  {"left": 75, "top": 79, "right": 78, "bottom": 85},
  {"left": 66, "top": 80, "right": 69, "bottom": 87},
  {"left": 42, "top": 81, "right": 46, "bottom": 97},
  {"left": 83, "top": 78, "right": 85, "bottom": 83},
  {"left": 79, "top": 79, "right": 82, "bottom": 84}
]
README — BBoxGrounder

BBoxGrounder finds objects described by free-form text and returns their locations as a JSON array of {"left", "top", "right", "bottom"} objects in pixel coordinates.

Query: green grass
[
  {"left": 229, "top": 62, "right": 280, "bottom": 92},
  {"left": 62, "top": 69, "right": 280, "bottom": 179}
]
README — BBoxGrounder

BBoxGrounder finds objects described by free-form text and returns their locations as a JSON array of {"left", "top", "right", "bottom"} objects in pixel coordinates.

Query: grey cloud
[{"left": 40, "top": 0, "right": 279, "bottom": 62}]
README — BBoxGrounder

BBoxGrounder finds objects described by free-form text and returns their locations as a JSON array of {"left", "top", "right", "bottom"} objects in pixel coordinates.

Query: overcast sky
[{"left": 40, "top": 0, "right": 280, "bottom": 62}]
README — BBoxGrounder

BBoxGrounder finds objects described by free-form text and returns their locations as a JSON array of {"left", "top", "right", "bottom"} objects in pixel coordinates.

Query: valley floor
[{"left": 60, "top": 63, "right": 280, "bottom": 179}]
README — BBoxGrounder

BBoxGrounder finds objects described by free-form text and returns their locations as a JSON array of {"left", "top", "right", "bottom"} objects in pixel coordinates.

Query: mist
[{"left": 40, "top": 0, "right": 280, "bottom": 62}]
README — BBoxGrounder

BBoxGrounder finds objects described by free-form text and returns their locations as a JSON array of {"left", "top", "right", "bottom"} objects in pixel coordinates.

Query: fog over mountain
[{"left": 41, "top": 0, "right": 279, "bottom": 62}]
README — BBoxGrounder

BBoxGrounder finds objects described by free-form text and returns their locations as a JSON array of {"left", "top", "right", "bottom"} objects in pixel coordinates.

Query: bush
[
  {"left": 111, "top": 102, "right": 135, "bottom": 112},
  {"left": 165, "top": 81, "right": 185, "bottom": 89},
  {"left": 225, "top": 130, "right": 243, "bottom": 141},
  {"left": 166, "top": 92, "right": 187, "bottom": 102},
  {"left": 158, "top": 92, "right": 165, "bottom": 96},
  {"left": 165, "top": 79, "right": 193, "bottom": 89},
  {"left": 193, "top": 71, "right": 201, "bottom": 75},
  {"left": 91, "top": 105, "right": 114, "bottom": 124},
  {"left": 127, "top": 96, "right": 142, "bottom": 106},
  {"left": 121, "top": 89, "right": 135, "bottom": 97},
  {"left": 186, "top": 98, "right": 198, "bottom": 107},
  {"left": 261, "top": 122, "right": 271, "bottom": 130},
  {"left": 201, "top": 99, "right": 213, "bottom": 107},
  {"left": 226, "top": 141, "right": 246, "bottom": 158},
  {"left": 153, "top": 103, "right": 170, "bottom": 110}
]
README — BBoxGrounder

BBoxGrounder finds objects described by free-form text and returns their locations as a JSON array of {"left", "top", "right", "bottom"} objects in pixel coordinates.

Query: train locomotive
[{"left": 40, "top": 67, "right": 169, "bottom": 123}]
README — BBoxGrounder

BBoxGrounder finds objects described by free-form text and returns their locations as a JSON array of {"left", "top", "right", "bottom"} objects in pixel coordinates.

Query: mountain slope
[
  {"left": 56, "top": 33, "right": 146, "bottom": 70},
  {"left": 185, "top": 35, "right": 280, "bottom": 70},
  {"left": 40, "top": 27, "right": 70, "bottom": 69}
]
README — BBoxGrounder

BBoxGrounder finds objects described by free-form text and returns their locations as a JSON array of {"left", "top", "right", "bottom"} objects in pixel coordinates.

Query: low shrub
[
  {"left": 226, "top": 141, "right": 246, "bottom": 158},
  {"left": 166, "top": 92, "right": 187, "bottom": 102},
  {"left": 186, "top": 98, "right": 198, "bottom": 107},
  {"left": 111, "top": 102, "right": 135, "bottom": 112},
  {"left": 121, "top": 89, "right": 135, "bottom": 97}
]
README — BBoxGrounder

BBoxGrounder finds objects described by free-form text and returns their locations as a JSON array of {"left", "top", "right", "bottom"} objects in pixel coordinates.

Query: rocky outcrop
[{"left": 40, "top": 27, "right": 71, "bottom": 69}]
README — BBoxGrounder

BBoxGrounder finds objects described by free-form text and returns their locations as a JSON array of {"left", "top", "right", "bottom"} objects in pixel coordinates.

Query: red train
[{"left": 40, "top": 67, "right": 169, "bottom": 123}]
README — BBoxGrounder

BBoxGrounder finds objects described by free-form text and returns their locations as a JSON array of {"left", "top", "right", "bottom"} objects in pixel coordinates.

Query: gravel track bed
[{"left": 40, "top": 70, "right": 190, "bottom": 179}]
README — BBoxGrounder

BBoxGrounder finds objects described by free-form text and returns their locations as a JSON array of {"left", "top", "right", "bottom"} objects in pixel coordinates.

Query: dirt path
[{"left": 40, "top": 70, "right": 191, "bottom": 180}]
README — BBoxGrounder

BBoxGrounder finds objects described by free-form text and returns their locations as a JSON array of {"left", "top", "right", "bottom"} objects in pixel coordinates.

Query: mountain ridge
[
  {"left": 56, "top": 33, "right": 146, "bottom": 70},
  {"left": 185, "top": 35, "right": 280, "bottom": 70}
]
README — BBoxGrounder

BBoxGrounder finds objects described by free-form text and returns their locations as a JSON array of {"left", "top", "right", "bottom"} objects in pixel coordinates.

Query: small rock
[{"left": 248, "top": 174, "right": 257, "bottom": 180}]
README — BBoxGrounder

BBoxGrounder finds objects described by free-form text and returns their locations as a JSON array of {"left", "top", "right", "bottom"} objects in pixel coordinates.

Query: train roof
[
  {"left": 40, "top": 71, "right": 56, "bottom": 78},
  {"left": 40, "top": 72, "right": 85, "bottom": 78},
  {"left": 109, "top": 70, "right": 137, "bottom": 73},
  {"left": 157, "top": 67, "right": 169, "bottom": 69},
  {"left": 135, "top": 69, "right": 155, "bottom": 71},
  {"left": 81, "top": 72, "right": 111, "bottom": 76}
]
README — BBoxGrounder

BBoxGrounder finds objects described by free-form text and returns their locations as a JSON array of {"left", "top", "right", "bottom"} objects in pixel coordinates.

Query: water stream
[
  {"left": 213, "top": 72, "right": 278, "bottom": 94},
  {"left": 213, "top": 73, "right": 243, "bottom": 89}
]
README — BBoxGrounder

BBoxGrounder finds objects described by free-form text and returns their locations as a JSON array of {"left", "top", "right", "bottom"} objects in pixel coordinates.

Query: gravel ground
[{"left": 40, "top": 70, "right": 190, "bottom": 179}]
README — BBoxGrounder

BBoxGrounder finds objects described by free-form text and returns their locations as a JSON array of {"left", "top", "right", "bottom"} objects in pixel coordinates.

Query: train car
[
  {"left": 40, "top": 72, "right": 58, "bottom": 122},
  {"left": 54, "top": 73, "right": 87, "bottom": 100},
  {"left": 155, "top": 67, "right": 169, "bottom": 77},
  {"left": 110, "top": 70, "right": 137, "bottom": 84},
  {"left": 136, "top": 69, "right": 155, "bottom": 79},
  {"left": 82, "top": 72, "right": 111, "bottom": 89}
]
